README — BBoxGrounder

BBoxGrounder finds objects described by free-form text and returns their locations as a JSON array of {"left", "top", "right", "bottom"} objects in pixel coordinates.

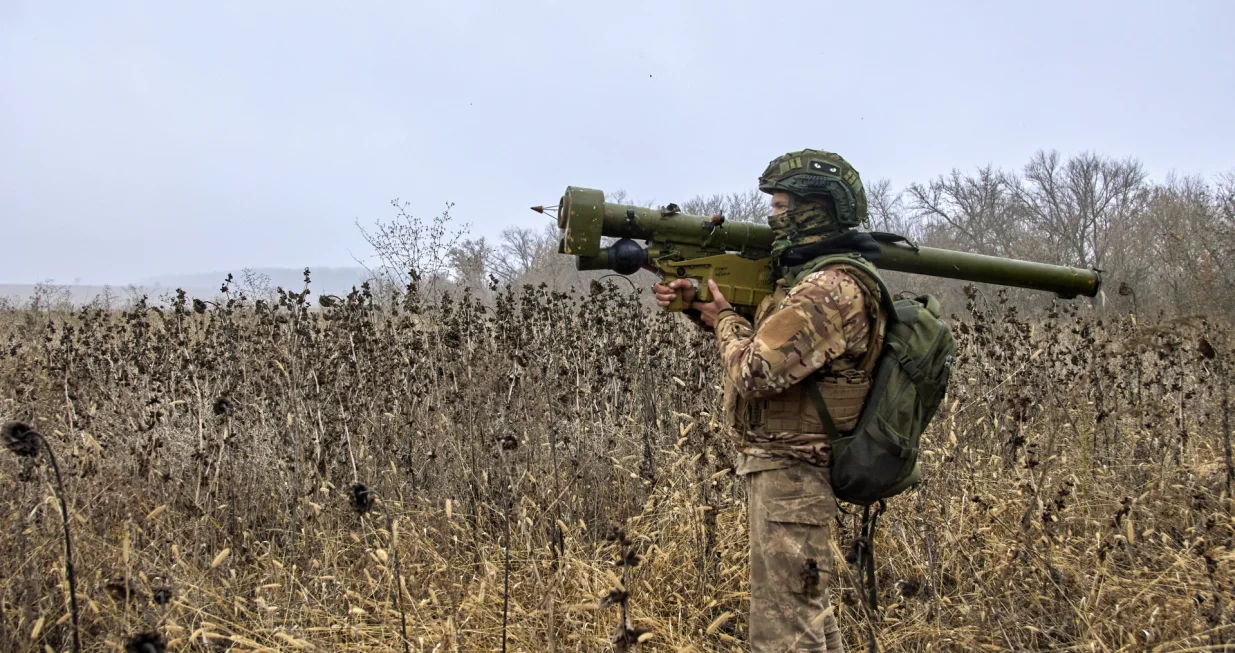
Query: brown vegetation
[{"left": 1, "top": 272, "right": 1232, "bottom": 652}]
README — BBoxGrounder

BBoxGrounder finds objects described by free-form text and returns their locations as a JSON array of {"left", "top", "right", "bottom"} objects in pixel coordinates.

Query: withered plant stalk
[{"left": 38, "top": 430, "right": 81, "bottom": 653}]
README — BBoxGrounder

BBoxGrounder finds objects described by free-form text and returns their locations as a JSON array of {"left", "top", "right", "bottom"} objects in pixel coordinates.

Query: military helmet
[{"left": 758, "top": 149, "right": 868, "bottom": 228}]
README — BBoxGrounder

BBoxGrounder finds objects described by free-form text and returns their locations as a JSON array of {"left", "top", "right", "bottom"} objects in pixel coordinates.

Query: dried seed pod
[
  {"left": 616, "top": 549, "right": 641, "bottom": 567},
  {"left": 606, "top": 526, "right": 631, "bottom": 547},
  {"left": 598, "top": 587, "right": 629, "bottom": 609},
  {"left": 106, "top": 576, "right": 145, "bottom": 604}
]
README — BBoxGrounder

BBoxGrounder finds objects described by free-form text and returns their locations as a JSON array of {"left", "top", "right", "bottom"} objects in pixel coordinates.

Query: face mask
[{"left": 768, "top": 201, "right": 840, "bottom": 258}]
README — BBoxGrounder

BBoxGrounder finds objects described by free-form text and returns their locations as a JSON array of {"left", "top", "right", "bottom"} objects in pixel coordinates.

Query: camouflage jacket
[{"left": 712, "top": 266, "right": 878, "bottom": 473}]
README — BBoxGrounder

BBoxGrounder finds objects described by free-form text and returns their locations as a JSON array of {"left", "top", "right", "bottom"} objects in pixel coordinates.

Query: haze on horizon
[{"left": 2, "top": 0, "right": 1232, "bottom": 286}]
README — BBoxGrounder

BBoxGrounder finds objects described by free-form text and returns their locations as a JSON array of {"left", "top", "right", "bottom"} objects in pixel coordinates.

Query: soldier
[{"left": 653, "top": 150, "right": 884, "bottom": 652}]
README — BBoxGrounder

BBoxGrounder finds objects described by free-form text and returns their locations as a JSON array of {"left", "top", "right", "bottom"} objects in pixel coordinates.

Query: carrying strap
[
  {"left": 776, "top": 230, "right": 917, "bottom": 269},
  {"left": 782, "top": 252, "right": 899, "bottom": 328},
  {"left": 853, "top": 501, "right": 883, "bottom": 611},
  {"left": 839, "top": 500, "right": 885, "bottom": 653},
  {"left": 853, "top": 501, "right": 885, "bottom": 653}
]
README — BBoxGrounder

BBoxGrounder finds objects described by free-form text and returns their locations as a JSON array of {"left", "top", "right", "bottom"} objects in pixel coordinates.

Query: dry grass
[{"left": 1, "top": 279, "right": 1232, "bottom": 652}]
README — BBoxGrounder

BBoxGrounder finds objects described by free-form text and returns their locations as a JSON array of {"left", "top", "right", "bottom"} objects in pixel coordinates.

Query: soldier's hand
[
  {"left": 691, "top": 279, "right": 734, "bottom": 328},
  {"left": 653, "top": 278, "right": 697, "bottom": 308}
]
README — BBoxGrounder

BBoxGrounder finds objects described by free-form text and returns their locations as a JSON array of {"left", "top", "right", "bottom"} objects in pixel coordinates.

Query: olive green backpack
[{"left": 787, "top": 252, "right": 955, "bottom": 506}]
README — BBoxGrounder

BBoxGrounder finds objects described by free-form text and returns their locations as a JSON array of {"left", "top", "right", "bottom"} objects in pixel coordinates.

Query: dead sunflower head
[
  {"left": 497, "top": 434, "right": 519, "bottom": 451},
  {"left": 105, "top": 576, "right": 144, "bottom": 604},
  {"left": 350, "top": 482, "right": 376, "bottom": 514},
  {"left": 611, "top": 622, "right": 653, "bottom": 651},
  {"left": 2, "top": 421, "right": 41, "bottom": 458},
  {"left": 124, "top": 631, "right": 166, "bottom": 653}
]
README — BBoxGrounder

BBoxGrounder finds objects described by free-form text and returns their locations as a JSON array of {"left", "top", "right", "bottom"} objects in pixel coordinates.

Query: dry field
[{"left": 1, "top": 279, "right": 1232, "bottom": 652}]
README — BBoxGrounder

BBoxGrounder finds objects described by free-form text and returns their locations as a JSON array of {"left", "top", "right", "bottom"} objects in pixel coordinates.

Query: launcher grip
[
  {"left": 654, "top": 254, "right": 774, "bottom": 313},
  {"left": 658, "top": 270, "right": 706, "bottom": 313}
]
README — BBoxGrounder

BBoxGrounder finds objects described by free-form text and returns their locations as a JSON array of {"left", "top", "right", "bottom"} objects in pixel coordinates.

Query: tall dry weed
[{"left": 0, "top": 276, "right": 1232, "bottom": 651}]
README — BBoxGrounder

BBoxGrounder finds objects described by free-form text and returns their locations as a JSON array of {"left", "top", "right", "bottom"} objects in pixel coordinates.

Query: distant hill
[
  {"left": 0, "top": 266, "right": 379, "bottom": 308},
  {"left": 141, "top": 266, "right": 376, "bottom": 297},
  {"left": 0, "top": 284, "right": 164, "bottom": 308}
]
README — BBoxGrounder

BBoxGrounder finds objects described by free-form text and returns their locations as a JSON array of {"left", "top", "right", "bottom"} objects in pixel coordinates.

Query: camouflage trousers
[{"left": 743, "top": 457, "right": 845, "bottom": 652}]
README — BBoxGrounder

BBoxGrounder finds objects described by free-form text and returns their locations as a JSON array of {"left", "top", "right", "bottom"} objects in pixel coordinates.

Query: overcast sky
[{"left": 3, "top": 0, "right": 1232, "bottom": 285}]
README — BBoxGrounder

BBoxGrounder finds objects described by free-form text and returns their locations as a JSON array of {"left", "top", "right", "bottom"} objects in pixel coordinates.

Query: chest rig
[{"left": 741, "top": 255, "right": 888, "bottom": 437}]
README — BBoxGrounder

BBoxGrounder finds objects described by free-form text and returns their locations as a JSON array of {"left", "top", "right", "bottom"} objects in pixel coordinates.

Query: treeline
[{"left": 888, "top": 150, "right": 1234, "bottom": 317}]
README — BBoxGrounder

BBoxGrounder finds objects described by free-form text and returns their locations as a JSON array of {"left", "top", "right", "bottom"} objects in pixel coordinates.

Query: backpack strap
[
  {"left": 806, "top": 377, "right": 910, "bottom": 456},
  {"left": 824, "top": 260, "right": 889, "bottom": 376},
  {"left": 806, "top": 384, "right": 843, "bottom": 443},
  {"left": 819, "top": 254, "right": 899, "bottom": 322}
]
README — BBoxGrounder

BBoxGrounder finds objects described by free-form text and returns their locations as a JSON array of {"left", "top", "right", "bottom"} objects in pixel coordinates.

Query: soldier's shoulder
[
  {"left": 784, "top": 266, "right": 875, "bottom": 321},
  {"left": 789, "top": 266, "right": 863, "bottom": 297}
]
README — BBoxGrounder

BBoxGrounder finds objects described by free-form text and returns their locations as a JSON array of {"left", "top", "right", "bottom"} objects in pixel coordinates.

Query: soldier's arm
[{"left": 713, "top": 268, "right": 864, "bottom": 400}]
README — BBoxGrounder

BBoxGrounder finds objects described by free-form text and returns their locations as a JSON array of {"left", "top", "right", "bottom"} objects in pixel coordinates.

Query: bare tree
[
  {"left": 606, "top": 188, "right": 659, "bottom": 210},
  {"left": 607, "top": 188, "right": 631, "bottom": 205},
  {"left": 1218, "top": 171, "right": 1235, "bottom": 239},
  {"left": 1006, "top": 150, "right": 1148, "bottom": 269},
  {"left": 1132, "top": 173, "right": 1235, "bottom": 314},
  {"left": 680, "top": 189, "right": 769, "bottom": 224},
  {"left": 355, "top": 200, "right": 470, "bottom": 292},
  {"left": 448, "top": 237, "right": 494, "bottom": 290},
  {"left": 83, "top": 285, "right": 119, "bottom": 312},
  {"left": 28, "top": 279, "right": 74, "bottom": 312},
  {"left": 1215, "top": 171, "right": 1235, "bottom": 312},
  {"left": 866, "top": 178, "right": 922, "bottom": 238},
  {"left": 906, "top": 165, "right": 1024, "bottom": 256},
  {"left": 488, "top": 224, "right": 561, "bottom": 285},
  {"left": 237, "top": 267, "right": 274, "bottom": 302}
]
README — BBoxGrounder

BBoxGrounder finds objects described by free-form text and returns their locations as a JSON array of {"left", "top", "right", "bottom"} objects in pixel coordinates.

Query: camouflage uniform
[{"left": 711, "top": 150, "right": 882, "bottom": 652}]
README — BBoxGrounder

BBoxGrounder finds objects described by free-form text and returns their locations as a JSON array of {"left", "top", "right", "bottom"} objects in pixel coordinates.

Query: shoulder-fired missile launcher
[{"left": 536, "top": 186, "right": 1101, "bottom": 312}]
